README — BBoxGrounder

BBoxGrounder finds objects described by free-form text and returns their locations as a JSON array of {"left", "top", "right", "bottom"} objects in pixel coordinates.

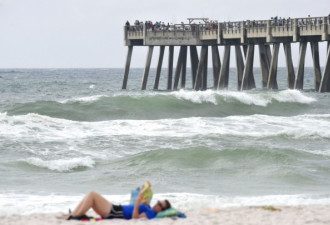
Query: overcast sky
[{"left": 0, "top": 0, "right": 329, "bottom": 68}]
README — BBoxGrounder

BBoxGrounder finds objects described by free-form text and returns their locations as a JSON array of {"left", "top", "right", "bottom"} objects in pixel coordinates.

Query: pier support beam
[
  {"left": 294, "top": 42, "right": 307, "bottom": 90},
  {"left": 181, "top": 46, "right": 187, "bottom": 89},
  {"left": 241, "top": 44, "right": 255, "bottom": 90},
  {"left": 173, "top": 46, "right": 187, "bottom": 90},
  {"left": 141, "top": 46, "right": 154, "bottom": 90},
  {"left": 122, "top": 46, "right": 133, "bottom": 89},
  {"left": 319, "top": 45, "right": 330, "bottom": 92},
  {"left": 310, "top": 42, "right": 322, "bottom": 91},
  {"left": 153, "top": 46, "right": 165, "bottom": 90},
  {"left": 190, "top": 46, "right": 199, "bottom": 88},
  {"left": 259, "top": 44, "right": 271, "bottom": 88},
  {"left": 243, "top": 45, "right": 256, "bottom": 89},
  {"left": 267, "top": 43, "right": 280, "bottom": 89},
  {"left": 212, "top": 45, "right": 221, "bottom": 89},
  {"left": 202, "top": 47, "right": 208, "bottom": 90},
  {"left": 167, "top": 46, "right": 174, "bottom": 90},
  {"left": 218, "top": 45, "right": 231, "bottom": 89},
  {"left": 283, "top": 43, "right": 295, "bottom": 89},
  {"left": 195, "top": 45, "right": 208, "bottom": 90},
  {"left": 235, "top": 45, "right": 244, "bottom": 90}
]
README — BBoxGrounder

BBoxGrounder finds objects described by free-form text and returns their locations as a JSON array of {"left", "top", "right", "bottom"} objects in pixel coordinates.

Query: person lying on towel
[{"left": 66, "top": 188, "right": 171, "bottom": 220}]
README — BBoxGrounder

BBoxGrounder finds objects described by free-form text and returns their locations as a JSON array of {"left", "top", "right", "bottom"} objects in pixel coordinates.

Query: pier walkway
[{"left": 122, "top": 16, "right": 330, "bottom": 92}]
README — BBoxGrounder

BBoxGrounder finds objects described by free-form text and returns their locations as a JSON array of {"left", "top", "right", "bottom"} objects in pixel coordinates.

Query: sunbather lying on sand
[{"left": 65, "top": 190, "right": 171, "bottom": 220}]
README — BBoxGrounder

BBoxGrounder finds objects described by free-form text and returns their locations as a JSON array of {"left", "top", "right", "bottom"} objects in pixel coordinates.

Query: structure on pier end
[{"left": 122, "top": 16, "right": 330, "bottom": 92}]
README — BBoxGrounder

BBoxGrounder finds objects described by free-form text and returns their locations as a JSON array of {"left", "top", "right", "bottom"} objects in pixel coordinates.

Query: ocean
[{"left": 1, "top": 68, "right": 330, "bottom": 215}]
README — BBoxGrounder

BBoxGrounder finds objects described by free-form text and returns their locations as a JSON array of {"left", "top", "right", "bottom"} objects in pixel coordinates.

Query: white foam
[
  {"left": 273, "top": 89, "right": 316, "bottom": 104},
  {"left": 172, "top": 89, "right": 218, "bottom": 104},
  {"left": 61, "top": 89, "right": 316, "bottom": 107},
  {"left": 1, "top": 113, "right": 330, "bottom": 144},
  {"left": 59, "top": 95, "right": 106, "bottom": 104},
  {"left": 20, "top": 157, "right": 95, "bottom": 172},
  {"left": 1, "top": 192, "right": 330, "bottom": 216},
  {"left": 220, "top": 91, "right": 271, "bottom": 106}
]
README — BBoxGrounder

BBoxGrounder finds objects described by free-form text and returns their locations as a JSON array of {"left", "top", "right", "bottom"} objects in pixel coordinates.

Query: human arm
[{"left": 132, "top": 192, "right": 147, "bottom": 219}]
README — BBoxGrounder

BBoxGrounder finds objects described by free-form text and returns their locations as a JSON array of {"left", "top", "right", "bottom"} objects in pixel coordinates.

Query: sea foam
[
  {"left": 20, "top": 157, "right": 95, "bottom": 172},
  {"left": 1, "top": 192, "right": 330, "bottom": 216},
  {"left": 1, "top": 112, "right": 330, "bottom": 141}
]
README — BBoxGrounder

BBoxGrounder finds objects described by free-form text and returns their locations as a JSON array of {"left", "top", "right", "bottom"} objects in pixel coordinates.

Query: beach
[
  {"left": 2, "top": 205, "right": 330, "bottom": 225},
  {"left": 1, "top": 68, "right": 330, "bottom": 224}
]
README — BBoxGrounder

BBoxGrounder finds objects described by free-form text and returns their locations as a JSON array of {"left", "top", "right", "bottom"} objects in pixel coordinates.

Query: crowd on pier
[
  {"left": 125, "top": 20, "right": 218, "bottom": 32},
  {"left": 126, "top": 15, "right": 330, "bottom": 32}
]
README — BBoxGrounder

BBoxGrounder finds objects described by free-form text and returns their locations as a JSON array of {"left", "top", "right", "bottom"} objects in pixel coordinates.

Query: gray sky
[{"left": 0, "top": 0, "right": 329, "bottom": 68}]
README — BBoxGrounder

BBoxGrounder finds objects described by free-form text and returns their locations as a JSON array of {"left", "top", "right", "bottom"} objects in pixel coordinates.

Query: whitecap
[
  {"left": 59, "top": 95, "right": 106, "bottom": 104},
  {"left": 172, "top": 89, "right": 218, "bottom": 104},
  {"left": 219, "top": 91, "right": 270, "bottom": 106},
  {"left": 20, "top": 157, "right": 95, "bottom": 172},
  {"left": 273, "top": 89, "right": 316, "bottom": 104}
]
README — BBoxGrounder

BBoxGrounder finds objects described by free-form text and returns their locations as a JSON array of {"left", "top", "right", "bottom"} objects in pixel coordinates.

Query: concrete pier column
[
  {"left": 259, "top": 44, "right": 270, "bottom": 88},
  {"left": 153, "top": 46, "right": 165, "bottom": 90},
  {"left": 202, "top": 47, "right": 208, "bottom": 90},
  {"left": 173, "top": 46, "right": 185, "bottom": 90},
  {"left": 190, "top": 46, "right": 199, "bottom": 88},
  {"left": 241, "top": 44, "right": 255, "bottom": 90},
  {"left": 174, "top": 46, "right": 187, "bottom": 90},
  {"left": 283, "top": 43, "right": 295, "bottom": 89},
  {"left": 267, "top": 43, "right": 280, "bottom": 89},
  {"left": 122, "top": 46, "right": 133, "bottom": 89},
  {"left": 294, "top": 42, "right": 307, "bottom": 90},
  {"left": 218, "top": 45, "right": 231, "bottom": 89},
  {"left": 181, "top": 46, "right": 187, "bottom": 89},
  {"left": 141, "top": 46, "right": 154, "bottom": 90},
  {"left": 319, "top": 45, "right": 330, "bottom": 92},
  {"left": 235, "top": 45, "right": 244, "bottom": 90},
  {"left": 212, "top": 45, "right": 221, "bottom": 89},
  {"left": 310, "top": 42, "right": 322, "bottom": 91},
  {"left": 243, "top": 45, "right": 256, "bottom": 89},
  {"left": 195, "top": 45, "right": 208, "bottom": 90},
  {"left": 167, "top": 46, "right": 174, "bottom": 90}
]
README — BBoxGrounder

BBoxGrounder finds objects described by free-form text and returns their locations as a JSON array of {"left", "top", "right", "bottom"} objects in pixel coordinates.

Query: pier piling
[
  {"left": 153, "top": 46, "right": 165, "bottom": 90},
  {"left": 235, "top": 45, "right": 244, "bottom": 90},
  {"left": 190, "top": 46, "right": 199, "bottom": 88},
  {"left": 283, "top": 43, "right": 295, "bottom": 89},
  {"left": 167, "top": 46, "right": 174, "bottom": 90},
  {"left": 218, "top": 45, "right": 230, "bottom": 90},
  {"left": 241, "top": 44, "right": 255, "bottom": 90},
  {"left": 294, "top": 42, "right": 307, "bottom": 90},
  {"left": 310, "top": 42, "right": 322, "bottom": 91},
  {"left": 212, "top": 45, "right": 221, "bottom": 89},
  {"left": 267, "top": 43, "right": 280, "bottom": 89},
  {"left": 319, "top": 46, "right": 330, "bottom": 92},
  {"left": 141, "top": 46, "right": 153, "bottom": 90},
  {"left": 122, "top": 46, "right": 133, "bottom": 89}
]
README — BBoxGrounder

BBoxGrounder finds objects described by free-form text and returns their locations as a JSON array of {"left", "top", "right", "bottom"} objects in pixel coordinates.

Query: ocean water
[{"left": 1, "top": 68, "right": 330, "bottom": 215}]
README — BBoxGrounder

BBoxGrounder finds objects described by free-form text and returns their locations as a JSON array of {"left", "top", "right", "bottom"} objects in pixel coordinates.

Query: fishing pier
[{"left": 122, "top": 16, "right": 330, "bottom": 92}]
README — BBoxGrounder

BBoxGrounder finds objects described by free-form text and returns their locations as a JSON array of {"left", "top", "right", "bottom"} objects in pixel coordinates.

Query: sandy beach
[{"left": 2, "top": 205, "right": 330, "bottom": 225}]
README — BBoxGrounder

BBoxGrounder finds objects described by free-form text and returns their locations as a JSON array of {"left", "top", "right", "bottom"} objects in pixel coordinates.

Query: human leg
[{"left": 71, "top": 191, "right": 112, "bottom": 217}]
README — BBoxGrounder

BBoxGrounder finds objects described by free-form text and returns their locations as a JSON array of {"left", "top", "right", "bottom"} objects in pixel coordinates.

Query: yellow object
[{"left": 140, "top": 181, "right": 153, "bottom": 204}]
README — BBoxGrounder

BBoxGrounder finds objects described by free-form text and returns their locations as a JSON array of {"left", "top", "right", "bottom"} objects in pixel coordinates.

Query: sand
[{"left": 1, "top": 205, "right": 330, "bottom": 225}]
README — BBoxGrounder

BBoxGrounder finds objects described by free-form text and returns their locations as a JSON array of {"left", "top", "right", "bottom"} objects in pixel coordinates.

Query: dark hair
[{"left": 164, "top": 200, "right": 171, "bottom": 210}]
